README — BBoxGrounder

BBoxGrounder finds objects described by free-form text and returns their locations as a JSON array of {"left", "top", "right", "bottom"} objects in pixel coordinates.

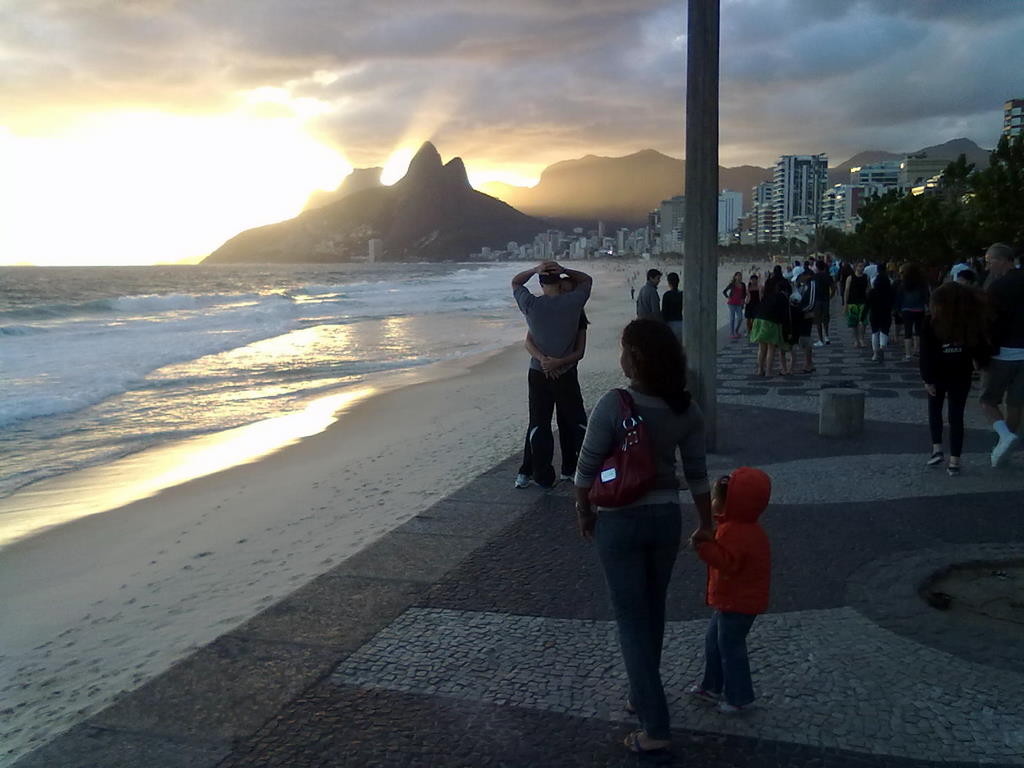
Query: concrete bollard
[{"left": 818, "top": 387, "right": 865, "bottom": 437}]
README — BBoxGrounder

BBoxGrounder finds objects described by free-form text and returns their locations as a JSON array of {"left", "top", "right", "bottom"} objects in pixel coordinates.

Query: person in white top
[
  {"left": 863, "top": 261, "right": 879, "bottom": 286},
  {"left": 980, "top": 243, "right": 1024, "bottom": 467},
  {"left": 949, "top": 260, "right": 971, "bottom": 282}
]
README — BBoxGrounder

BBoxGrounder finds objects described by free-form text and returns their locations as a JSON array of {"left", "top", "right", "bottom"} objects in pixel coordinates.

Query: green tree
[{"left": 970, "top": 133, "right": 1024, "bottom": 246}]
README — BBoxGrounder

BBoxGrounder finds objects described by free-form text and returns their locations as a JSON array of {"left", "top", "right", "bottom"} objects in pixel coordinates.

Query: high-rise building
[
  {"left": 1004, "top": 98, "right": 1024, "bottom": 138},
  {"left": 771, "top": 154, "right": 828, "bottom": 241},
  {"left": 850, "top": 160, "right": 900, "bottom": 190},
  {"left": 899, "top": 153, "right": 950, "bottom": 191},
  {"left": 659, "top": 195, "right": 686, "bottom": 254},
  {"left": 751, "top": 181, "right": 774, "bottom": 244},
  {"left": 717, "top": 190, "right": 743, "bottom": 235},
  {"left": 368, "top": 238, "right": 383, "bottom": 263},
  {"left": 820, "top": 185, "right": 868, "bottom": 233}
]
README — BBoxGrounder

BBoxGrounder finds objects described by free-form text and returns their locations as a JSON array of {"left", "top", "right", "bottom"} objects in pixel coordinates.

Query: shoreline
[
  {"left": 0, "top": 342, "right": 515, "bottom": 550},
  {"left": 0, "top": 269, "right": 635, "bottom": 764}
]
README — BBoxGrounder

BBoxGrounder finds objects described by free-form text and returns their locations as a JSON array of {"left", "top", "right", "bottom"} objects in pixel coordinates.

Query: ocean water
[{"left": 0, "top": 262, "right": 526, "bottom": 503}]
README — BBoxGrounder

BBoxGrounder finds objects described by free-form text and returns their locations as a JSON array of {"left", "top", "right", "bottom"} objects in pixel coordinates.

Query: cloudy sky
[{"left": 2, "top": 0, "right": 1022, "bottom": 264}]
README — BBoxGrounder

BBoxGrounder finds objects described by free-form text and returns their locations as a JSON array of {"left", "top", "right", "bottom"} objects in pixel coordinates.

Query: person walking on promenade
[
  {"left": 744, "top": 273, "right": 761, "bottom": 337},
  {"left": 897, "top": 263, "right": 930, "bottom": 362},
  {"left": 765, "top": 264, "right": 787, "bottom": 294},
  {"left": 662, "top": 271, "right": 683, "bottom": 345},
  {"left": 750, "top": 278, "right": 790, "bottom": 377},
  {"left": 866, "top": 270, "right": 896, "bottom": 363},
  {"left": 920, "top": 283, "right": 992, "bottom": 476},
  {"left": 689, "top": 468, "right": 771, "bottom": 714},
  {"left": 512, "top": 261, "right": 592, "bottom": 489},
  {"left": 636, "top": 268, "right": 662, "bottom": 320},
  {"left": 837, "top": 260, "right": 854, "bottom": 308},
  {"left": 980, "top": 243, "right": 1024, "bottom": 467},
  {"left": 574, "top": 319, "right": 712, "bottom": 755},
  {"left": 723, "top": 272, "right": 747, "bottom": 339},
  {"left": 791, "top": 270, "right": 817, "bottom": 373},
  {"left": 812, "top": 259, "right": 835, "bottom": 347},
  {"left": 844, "top": 261, "right": 870, "bottom": 349}
]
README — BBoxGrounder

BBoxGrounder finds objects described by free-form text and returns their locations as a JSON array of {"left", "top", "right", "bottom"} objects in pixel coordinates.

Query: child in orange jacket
[{"left": 690, "top": 466, "right": 771, "bottom": 713}]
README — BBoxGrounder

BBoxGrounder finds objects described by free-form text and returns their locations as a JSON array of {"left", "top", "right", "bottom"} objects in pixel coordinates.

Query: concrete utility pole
[{"left": 682, "top": 0, "right": 720, "bottom": 451}]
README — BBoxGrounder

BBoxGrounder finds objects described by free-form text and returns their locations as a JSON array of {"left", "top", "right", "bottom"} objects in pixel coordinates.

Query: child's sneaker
[
  {"left": 717, "top": 701, "right": 753, "bottom": 715},
  {"left": 685, "top": 684, "right": 720, "bottom": 703}
]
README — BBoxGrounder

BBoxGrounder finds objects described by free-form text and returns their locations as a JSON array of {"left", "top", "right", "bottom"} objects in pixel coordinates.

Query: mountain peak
[
  {"left": 410, "top": 141, "right": 442, "bottom": 166},
  {"left": 443, "top": 156, "right": 471, "bottom": 190},
  {"left": 399, "top": 141, "right": 445, "bottom": 188}
]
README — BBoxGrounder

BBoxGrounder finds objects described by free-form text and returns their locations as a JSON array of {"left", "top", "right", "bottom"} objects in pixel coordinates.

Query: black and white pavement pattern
[{"left": 17, "top": 300, "right": 1024, "bottom": 768}]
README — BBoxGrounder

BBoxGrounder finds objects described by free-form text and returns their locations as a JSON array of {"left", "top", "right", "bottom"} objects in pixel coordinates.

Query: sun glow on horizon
[
  {"left": 380, "top": 146, "right": 417, "bottom": 186},
  {"left": 0, "top": 110, "right": 351, "bottom": 266}
]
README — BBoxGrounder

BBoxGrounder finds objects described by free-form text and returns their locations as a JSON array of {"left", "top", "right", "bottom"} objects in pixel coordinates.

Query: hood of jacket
[{"left": 721, "top": 467, "right": 771, "bottom": 524}]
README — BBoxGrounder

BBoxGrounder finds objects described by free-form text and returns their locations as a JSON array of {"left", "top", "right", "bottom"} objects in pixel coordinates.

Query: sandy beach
[{"left": 0, "top": 259, "right": 752, "bottom": 765}]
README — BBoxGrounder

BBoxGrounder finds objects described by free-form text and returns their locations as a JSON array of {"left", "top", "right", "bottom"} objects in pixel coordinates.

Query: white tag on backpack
[{"left": 601, "top": 468, "right": 617, "bottom": 483}]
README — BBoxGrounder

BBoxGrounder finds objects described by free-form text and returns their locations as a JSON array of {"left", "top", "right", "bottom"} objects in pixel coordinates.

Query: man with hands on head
[{"left": 512, "top": 261, "right": 593, "bottom": 489}]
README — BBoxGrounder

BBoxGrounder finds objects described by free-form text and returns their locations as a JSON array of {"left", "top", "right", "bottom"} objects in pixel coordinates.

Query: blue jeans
[
  {"left": 595, "top": 503, "right": 681, "bottom": 741},
  {"left": 700, "top": 610, "right": 757, "bottom": 707},
  {"left": 729, "top": 304, "right": 744, "bottom": 335}
]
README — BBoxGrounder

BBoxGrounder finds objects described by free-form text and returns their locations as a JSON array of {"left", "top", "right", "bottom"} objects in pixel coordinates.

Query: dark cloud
[{"left": 2, "top": 0, "right": 1022, "bottom": 171}]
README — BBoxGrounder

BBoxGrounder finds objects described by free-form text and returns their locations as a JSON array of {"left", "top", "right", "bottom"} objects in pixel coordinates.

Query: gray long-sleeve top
[
  {"left": 574, "top": 388, "right": 710, "bottom": 510},
  {"left": 636, "top": 283, "right": 662, "bottom": 320}
]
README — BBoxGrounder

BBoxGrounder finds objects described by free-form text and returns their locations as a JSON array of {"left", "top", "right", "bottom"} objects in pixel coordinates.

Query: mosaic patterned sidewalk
[
  {"left": 17, "top": 297, "right": 1024, "bottom": 768},
  {"left": 332, "top": 606, "right": 1024, "bottom": 764}
]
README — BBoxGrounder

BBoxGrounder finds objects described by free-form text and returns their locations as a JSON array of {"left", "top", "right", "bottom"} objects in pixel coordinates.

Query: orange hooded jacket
[{"left": 696, "top": 466, "right": 771, "bottom": 615}]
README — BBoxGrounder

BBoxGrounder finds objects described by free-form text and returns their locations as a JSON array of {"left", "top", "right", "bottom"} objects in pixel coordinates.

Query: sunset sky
[{"left": 2, "top": 0, "right": 1022, "bottom": 266}]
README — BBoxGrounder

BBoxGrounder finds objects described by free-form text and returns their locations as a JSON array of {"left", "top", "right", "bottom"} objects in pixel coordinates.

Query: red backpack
[{"left": 588, "top": 389, "right": 657, "bottom": 507}]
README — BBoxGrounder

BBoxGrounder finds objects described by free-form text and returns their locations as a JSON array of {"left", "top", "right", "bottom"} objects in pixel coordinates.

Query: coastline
[{"left": 0, "top": 266, "right": 634, "bottom": 764}]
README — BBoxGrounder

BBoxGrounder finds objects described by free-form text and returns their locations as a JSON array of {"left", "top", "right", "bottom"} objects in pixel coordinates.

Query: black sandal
[{"left": 624, "top": 730, "right": 670, "bottom": 754}]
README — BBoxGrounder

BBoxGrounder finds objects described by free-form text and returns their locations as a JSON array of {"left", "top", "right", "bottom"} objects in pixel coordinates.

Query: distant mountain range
[
  {"left": 478, "top": 150, "right": 770, "bottom": 224},
  {"left": 204, "top": 143, "right": 545, "bottom": 264},
  {"left": 476, "top": 138, "right": 991, "bottom": 225},
  {"left": 302, "top": 167, "right": 384, "bottom": 211},
  {"left": 826, "top": 138, "right": 991, "bottom": 187},
  {"left": 207, "top": 137, "right": 993, "bottom": 264}
]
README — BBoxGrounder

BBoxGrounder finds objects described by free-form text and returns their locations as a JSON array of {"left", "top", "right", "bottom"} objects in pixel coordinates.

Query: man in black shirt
[
  {"left": 661, "top": 271, "right": 683, "bottom": 344},
  {"left": 981, "top": 243, "right": 1024, "bottom": 466},
  {"left": 812, "top": 260, "right": 835, "bottom": 346}
]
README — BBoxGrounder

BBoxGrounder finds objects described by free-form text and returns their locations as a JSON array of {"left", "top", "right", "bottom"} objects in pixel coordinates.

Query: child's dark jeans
[{"left": 700, "top": 609, "right": 757, "bottom": 707}]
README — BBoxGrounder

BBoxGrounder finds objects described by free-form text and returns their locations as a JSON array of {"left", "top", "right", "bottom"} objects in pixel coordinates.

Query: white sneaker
[
  {"left": 991, "top": 433, "right": 1018, "bottom": 468},
  {"left": 685, "top": 684, "right": 720, "bottom": 703},
  {"left": 514, "top": 473, "right": 531, "bottom": 489},
  {"left": 560, "top": 473, "right": 574, "bottom": 484},
  {"left": 813, "top": 340, "right": 825, "bottom": 348}
]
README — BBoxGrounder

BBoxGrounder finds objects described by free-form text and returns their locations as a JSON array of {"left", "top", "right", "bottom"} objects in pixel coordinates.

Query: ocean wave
[
  {"left": 0, "top": 292, "right": 284, "bottom": 321},
  {"left": 1, "top": 324, "right": 48, "bottom": 336}
]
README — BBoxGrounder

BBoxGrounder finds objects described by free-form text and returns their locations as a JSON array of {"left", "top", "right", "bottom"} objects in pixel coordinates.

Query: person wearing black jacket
[
  {"left": 661, "top": 272, "right": 683, "bottom": 345},
  {"left": 920, "top": 283, "right": 992, "bottom": 475},
  {"left": 865, "top": 271, "right": 896, "bottom": 363}
]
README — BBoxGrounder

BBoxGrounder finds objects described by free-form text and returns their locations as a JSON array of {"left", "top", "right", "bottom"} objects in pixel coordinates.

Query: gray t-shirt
[
  {"left": 636, "top": 283, "right": 661, "bottom": 320},
  {"left": 575, "top": 388, "right": 709, "bottom": 510},
  {"left": 514, "top": 283, "right": 591, "bottom": 371}
]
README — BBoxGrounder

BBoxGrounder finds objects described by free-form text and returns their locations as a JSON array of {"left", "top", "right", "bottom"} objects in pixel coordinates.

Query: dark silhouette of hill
[
  {"left": 479, "top": 150, "right": 770, "bottom": 224},
  {"left": 828, "top": 138, "right": 991, "bottom": 186},
  {"left": 204, "top": 143, "right": 545, "bottom": 264},
  {"left": 302, "top": 167, "right": 384, "bottom": 211}
]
